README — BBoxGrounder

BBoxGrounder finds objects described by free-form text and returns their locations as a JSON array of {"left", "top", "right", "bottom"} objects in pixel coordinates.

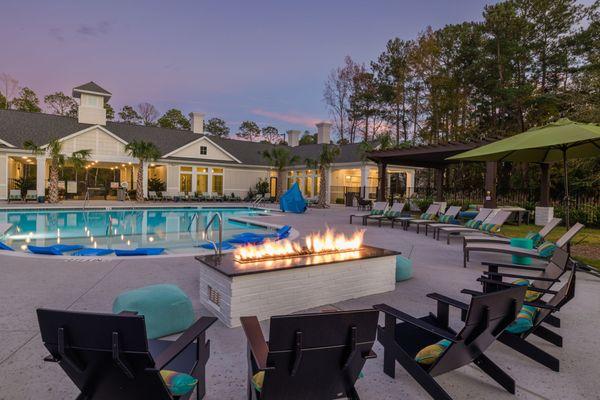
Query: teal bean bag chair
[
  {"left": 395, "top": 255, "right": 413, "bottom": 282},
  {"left": 112, "top": 284, "right": 195, "bottom": 339}
]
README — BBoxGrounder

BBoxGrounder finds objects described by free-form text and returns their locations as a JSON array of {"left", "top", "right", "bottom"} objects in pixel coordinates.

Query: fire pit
[{"left": 195, "top": 230, "right": 399, "bottom": 327}]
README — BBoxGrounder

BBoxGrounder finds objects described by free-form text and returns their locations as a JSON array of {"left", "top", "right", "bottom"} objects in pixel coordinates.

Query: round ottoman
[
  {"left": 395, "top": 255, "right": 413, "bottom": 281},
  {"left": 112, "top": 284, "right": 195, "bottom": 339}
]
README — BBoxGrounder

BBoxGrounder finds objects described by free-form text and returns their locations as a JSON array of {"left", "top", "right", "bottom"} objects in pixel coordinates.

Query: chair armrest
[
  {"left": 477, "top": 278, "right": 556, "bottom": 294},
  {"left": 482, "top": 261, "right": 546, "bottom": 272},
  {"left": 426, "top": 293, "right": 469, "bottom": 311},
  {"left": 483, "top": 271, "right": 560, "bottom": 282},
  {"left": 240, "top": 316, "right": 271, "bottom": 370},
  {"left": 155, "top": 317, "right": 217, "bottom": 370},
  {"left": 525, "top": 301, "right": 560, "bottom": 311},
  {"left": 373, "top": 304, "right": 456, "bottom": 342},
  {"left": 460, "top": 288, "right": 484, "bottom": 296}
]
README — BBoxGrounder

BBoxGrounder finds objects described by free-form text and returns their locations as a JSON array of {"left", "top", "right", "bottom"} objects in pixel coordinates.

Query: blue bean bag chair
[
  {"left": 280, "top": 183, "right": 307, "bottom": 213},
  {"left": 395, "top": 255, "right": 413, "bottom": 282},
  {"left": 0, "top": 242, "right": 14, "bottom": 251},
  {"left": 112, "top": 284, "right": 195, "bottom": 339}
]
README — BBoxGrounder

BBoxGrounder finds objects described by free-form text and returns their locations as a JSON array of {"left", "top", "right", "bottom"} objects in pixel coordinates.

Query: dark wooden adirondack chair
[
  {"left": 37, "top": 309, "right": 216, "bottom": 400},
  {"left": 462, "top": 261, "right": 577, "bottom": 372},
  {"left": 473, "top": 248, "right": 570, "bottom": 329},
  {"left": 240, "top": 309, "right": 379, "bottom": 400},
  {"left": 375, "top": 285, "right": 526, "bottom": 400}
]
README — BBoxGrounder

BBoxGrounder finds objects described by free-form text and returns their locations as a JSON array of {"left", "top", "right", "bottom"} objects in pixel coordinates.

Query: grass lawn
[{"left": 500, "top": 224, "right": 600, "bottom": 269}]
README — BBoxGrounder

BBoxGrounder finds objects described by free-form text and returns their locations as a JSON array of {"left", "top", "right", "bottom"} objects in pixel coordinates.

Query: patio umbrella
[{"left": 447, "top": 118, "right": 600, "bottom": 231}]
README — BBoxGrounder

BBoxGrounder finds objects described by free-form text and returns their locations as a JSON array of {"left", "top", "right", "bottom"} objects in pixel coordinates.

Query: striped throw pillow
[
  {"left": 537, "top": 241, "right": 557, "bottom": 258},
  {"left": 465, "top": 219, "right": 481, "bottom": 229},
  {"left": 439, "top": 215, "right": 453, "bottom": 223},
  {"left": 506, "top": 305, "right": 538, "bottom": 334},
  {"left": 511, "top": 278, "right": 543, "bottom": 302},
  {"left": 525, "top": 231, "right": 543, "bottom": 247},
  {"left": 160, "top": 370, "right": 198, "bottom": 396},
  {"left": 415, "top": 339, "right": 452, "bottom": 365}
]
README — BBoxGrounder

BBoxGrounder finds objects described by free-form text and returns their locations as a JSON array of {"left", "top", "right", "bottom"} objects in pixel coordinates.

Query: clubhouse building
[{"left": 0, "top": 82, "right": 415, "bottom": 203}]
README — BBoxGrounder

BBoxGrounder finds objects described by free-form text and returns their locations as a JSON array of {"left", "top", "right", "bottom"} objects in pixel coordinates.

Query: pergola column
[
  {"left": 36, "top": 156, "right": 47, "bottom": 201},
  {"left": 434, "top": 168, "right": 444, "bottom": 201},
  {"left": 360, "top": 164, "right": 369, "bottom": 198},
  {"left": 377, "top": 162, "right": 387, "bottom": 201},
  {"left": 484, "top": 161, "right": 497, "bottom": 208}
]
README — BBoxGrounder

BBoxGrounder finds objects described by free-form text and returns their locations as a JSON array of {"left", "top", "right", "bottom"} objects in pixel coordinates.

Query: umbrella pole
[{"left": 562, "top": 147, "right": 571, "bottom": 254}]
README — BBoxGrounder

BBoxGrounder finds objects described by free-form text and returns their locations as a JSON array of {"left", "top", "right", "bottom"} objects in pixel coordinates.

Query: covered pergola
[{"left": 366, "top": 138, "right": 553, "bottom": 209}]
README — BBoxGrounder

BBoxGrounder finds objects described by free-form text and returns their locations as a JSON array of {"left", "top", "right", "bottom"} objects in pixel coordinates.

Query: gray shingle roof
[
  {"left": 72, "top": 82, "right": 112, "bottom": 98},
  {"left": 0, "top": 109, "right": 364, "bottom": 166}
]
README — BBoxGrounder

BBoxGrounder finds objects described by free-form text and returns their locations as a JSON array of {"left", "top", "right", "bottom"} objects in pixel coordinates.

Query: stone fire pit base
[{"left": 197, "top": 248, "right": 397, "bottom": 328}]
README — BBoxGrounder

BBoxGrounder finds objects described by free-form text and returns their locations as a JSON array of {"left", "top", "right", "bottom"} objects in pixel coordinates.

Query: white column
[
  {"left": 36, "top": 156, "right": 47, "bottom": 200},
  {"left": 142, "top": 163, "right": 149, "bottom": 198},
  {"left": 325, "top": 168, "right": 332, "bottom": 204},
  {"left": 360, "top": 164, "right": 369, "bottom": 198},
  {"left": 207, "top": 168, "right": 213, "bottom": 194},
  {"left": 405, "top": 170, "right": 415, "bottom": 197},
  {"left": 191, "top": 168, "right": 198, "bottom": 194},
  {"left": 0, "top": 154, "right": 7, "bottom": 200}
]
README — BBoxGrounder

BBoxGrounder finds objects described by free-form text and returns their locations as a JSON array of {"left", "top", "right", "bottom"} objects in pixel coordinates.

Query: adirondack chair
[
  {"left": 241, "top": 309, "right": 379, "bottom": 400},
  {"left": 375, "top": 285, "right": 526, "bottom": 400},
  {"left": 461, "top": 261, "right": 577, "bottom": 372},
  {"left": 37, "top": 308, "right": 216, "bottom": 400}
]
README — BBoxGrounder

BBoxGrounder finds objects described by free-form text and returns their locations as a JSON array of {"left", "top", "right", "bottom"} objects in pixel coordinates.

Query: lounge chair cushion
[
  {"left": 438, "top": 215, "right": 454, "bottom": 223},
  {"left": 415, "top": 339, "right": 451, "bottom": 365},
  {"left": 252, "top": 371, "right": 265, "bottom": 392},
  {"left": 371, "top": 209, "right": 384, "bottom": 215},
  {"left": 506, "top": 305, "right": 538, "bottom": 334},
  {"left": 524, "top": 231, "right": 543, "bottom": 247},
  {"left": 420, "top": 213, "right": 432, "bottom": 220},
  {"left": 465, "top": 219, "right": 482, "bottom": 229},
  {"left": 511, "top": 278, "right": 543, "bottom": 302},
  {"left": 384, "top": 210, "right": 400, "bottom": 218},
  {"left": 537, "top": 241, "right": 557, "bottom": 258},
  {"left": 160, "top": 370, "right": 198, "bottom": 396},
  {"left": 112, "top": 284, "right": 195, "bottom": 339},
  {"left": 480, "top": 223, "right": 501, "bottom": 233}
]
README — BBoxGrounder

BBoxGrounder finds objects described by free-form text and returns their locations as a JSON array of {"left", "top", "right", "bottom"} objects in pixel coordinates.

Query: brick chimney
[
  {"left": 287, "top": 130, "right": 301, "bottom": 147},
  {"left": 190, "top": 112, "right": 205, "bottom": 134},
  {"left": 316, "top": 122, "right": 332, "bottom": 144}
]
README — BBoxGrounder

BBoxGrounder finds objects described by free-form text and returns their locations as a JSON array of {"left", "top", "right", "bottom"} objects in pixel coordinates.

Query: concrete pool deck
[{"left": 1, "top": 205, "right": 599, "bottom": 399}]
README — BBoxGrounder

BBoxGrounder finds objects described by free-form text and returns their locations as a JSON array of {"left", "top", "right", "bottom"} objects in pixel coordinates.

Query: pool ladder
[{"left": 204, "top": 212, "right": 223, "bottom": 257}]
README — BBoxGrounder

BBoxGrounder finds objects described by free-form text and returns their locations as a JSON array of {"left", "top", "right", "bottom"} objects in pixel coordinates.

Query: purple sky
[{"left": 0, "top": 0, "right": 504, "bottom": 133}]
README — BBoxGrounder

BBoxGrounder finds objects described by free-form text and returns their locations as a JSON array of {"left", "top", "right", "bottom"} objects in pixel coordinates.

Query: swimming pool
[{"left": 0, "top": 206, "right": 272, "bottom": 255}]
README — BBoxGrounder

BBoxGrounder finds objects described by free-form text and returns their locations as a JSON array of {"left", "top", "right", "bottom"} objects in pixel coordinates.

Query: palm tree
[
  {"left": 67, "top": 149, "right": 92, "bottom": 196},
  {"left": 305, "top": 144, "right": 340, "bottom": 208},
  {"left": 125, "top": 140, "right": 161, "bottom": 202},
  {"left": 23, "top": 138, "right": 64, "bottom": 203},
  {"left": 261, "top": 147, "right": 300, "bottom": 199}
]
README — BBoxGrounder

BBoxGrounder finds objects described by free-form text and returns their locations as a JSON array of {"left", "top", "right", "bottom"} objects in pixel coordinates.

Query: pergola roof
[{"left": 366, "top": 137, "right": 502, "bottom": 168}]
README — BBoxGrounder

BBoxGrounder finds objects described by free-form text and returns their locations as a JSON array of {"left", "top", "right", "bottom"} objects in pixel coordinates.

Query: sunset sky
[{"left": 1, "top": 0, "right": 509, "bottom": 133}]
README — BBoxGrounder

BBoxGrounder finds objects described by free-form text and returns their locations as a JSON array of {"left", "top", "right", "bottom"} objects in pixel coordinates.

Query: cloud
[
  {"left": 76, "top": 21, "right": 111, "bottom": 36},
  {"left": 48, "top": 27, "right": 65, "bottom": 42},
  {"left": 251, "top": 108, "right": 323, "bottom": 128}
]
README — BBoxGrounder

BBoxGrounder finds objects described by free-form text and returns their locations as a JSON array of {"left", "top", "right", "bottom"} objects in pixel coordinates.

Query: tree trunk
[
  {"left": 136, "top": 161, "right": 144, "bottom": 202},
  {"left": 48, "top": 162, "right": 59, "bottom": 203},
  {"left": 317, "top": 166, "right": 329, "bottom": 208}
]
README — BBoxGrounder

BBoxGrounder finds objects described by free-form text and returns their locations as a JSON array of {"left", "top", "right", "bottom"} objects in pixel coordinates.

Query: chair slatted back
[
  {"left": 389, "top": 201, "right": 405, "bottom": 213},
  {"left": 425, "top": 203, "right": 441, "bottom": 216},
  {"left": 555, "top": 223, "right": 585, "bottom": 248},
  {"left": 37, "top": 309, "right": 173, "bottom": 400},
  {"left": 474, "top": 208, "right": 493, "bottom": 222},
  {"left": 488, "top": 210, "right": 511, "bottom": 226},
  {"left": 533, "top": 248, "right": 570, "bottom": 290},
  {"left": 372, "top": 201, "right": 388, "bottom": 212},
  {"left": 535, "top": 263, "right": 576, "bottom": 326},
  {"left": 538, "top": 218, "right": 562, "bottom": 238},
  {"left": 430, "top": 286, "right": 525, "bottom": 376},
  {"left": 261, "top": 309, "right": 378, "bottom": 400},
  {"left": 443, "top": 206, "right": 461, "bottom": 218}
]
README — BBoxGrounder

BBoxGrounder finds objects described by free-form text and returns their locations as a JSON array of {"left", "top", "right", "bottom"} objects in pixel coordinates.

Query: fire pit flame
[{"left": 234, "top": 229, "right": 365, "bottom": 263}]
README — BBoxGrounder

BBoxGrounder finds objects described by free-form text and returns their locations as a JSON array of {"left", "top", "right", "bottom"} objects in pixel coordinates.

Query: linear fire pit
[{"left": 195, "top": 245, "right": 398, "bottom": 327}]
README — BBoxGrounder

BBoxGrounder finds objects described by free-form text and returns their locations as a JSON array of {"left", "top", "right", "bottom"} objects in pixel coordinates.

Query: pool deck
[{"left": 1, "top": 203, "right": 599, "bottom": 399}]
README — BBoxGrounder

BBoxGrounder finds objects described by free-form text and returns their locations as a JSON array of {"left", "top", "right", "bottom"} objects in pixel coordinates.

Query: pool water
[{"left": 0, "top": 207, "right": 271, "bottom": 254}]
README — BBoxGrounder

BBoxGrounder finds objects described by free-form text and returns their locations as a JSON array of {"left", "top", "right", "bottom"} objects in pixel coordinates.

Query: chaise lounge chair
[
  {"left": 37, "top": 308, "right": 216, "bottom": 399},
  {"left": 349, "top": 201, "right": 388, "bottom": 225},
  {"left": 412, "top": 205, "right": 461, "bottom": 234},
  {"left": 25, "top": 190, "right": 38, "bottom": 202},
  {"left": 463, "top": 223, "right": 584, "bottom": 268},
  {"left": 427, "top": 208, "right": 493, "bottom": 238},
  {"left": 437, "top": 210, "right": 511, "bottom": 245},
  {"left": 462, "top": 217, "right": 561, "bottom": 247},
  {"left": 240, "top": 308, "right": 379, "bottom": 399},
  {"left": 365, "top": 201, "right": 405, "bottom": 226},
  {"left": 394, "top": 203, "right": 442, "bottom": 231},
  {"left": 148, "top": 191, "right": 160, "bottom": 201},
  {"left": 375, "top": 285, "right": 526, "bottom": 400},
  {"left": 115, "top": 247, "right": 165, "bottom": 256}
]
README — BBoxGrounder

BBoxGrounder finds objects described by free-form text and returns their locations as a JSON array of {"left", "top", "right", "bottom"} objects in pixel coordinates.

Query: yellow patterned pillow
[
  {"left": 415, "top": 339, "right": 451, "bottom": 365},
  {"left": 252, "top": 371, "right": 265, "bottom": 392},
  {"left": 512, "top": 278, "right": 543, "bottom": 302}
]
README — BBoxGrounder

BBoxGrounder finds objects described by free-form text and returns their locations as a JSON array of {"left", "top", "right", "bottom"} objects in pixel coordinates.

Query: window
[
  {"left": 200, "top": 146, "right": 207, "bottom": 155},
  {"left": 180, "top": 174, "right": 192, "bottom": 192},
  {"left": 197, "top": 174, "right": 208, "bottom": 194},
  {"left": 196, "top": 167, "right": 208, "bottom": 173},
  {"left": 212, "top": 168, "right": 223, "bottom": 174}
]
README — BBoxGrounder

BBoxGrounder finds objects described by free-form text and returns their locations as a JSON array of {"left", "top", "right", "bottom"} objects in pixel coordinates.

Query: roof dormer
[{"left": 72, "top": 82, "right": 112, "bottom": 125}]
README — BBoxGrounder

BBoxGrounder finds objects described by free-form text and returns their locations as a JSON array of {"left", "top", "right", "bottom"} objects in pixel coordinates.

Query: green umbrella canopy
[{"left": 447, "top": 118, "right": 600, "bottom": 162}]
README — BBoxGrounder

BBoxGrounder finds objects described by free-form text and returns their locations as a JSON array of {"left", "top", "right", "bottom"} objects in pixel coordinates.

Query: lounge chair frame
[
  {"left": 462, "top": 218, "right": 561, "bottom": 246},
  {"left": 375, "top": 285, "right": 525, "bottom": 400},
  {"left": 241, "top": 309, "right": 378, "bottom": 400},
  {"left": 349, "top": 201, "right": 388, "bottom": 225},
  {"left": 427, "top": 208, "right": 493, "bottom": 238},
  {"left": 438, "top": 210, "right": 510, "bottom": 245},
  {"left": 37, "top": 308, "right": 216, "bottom": 400}
]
